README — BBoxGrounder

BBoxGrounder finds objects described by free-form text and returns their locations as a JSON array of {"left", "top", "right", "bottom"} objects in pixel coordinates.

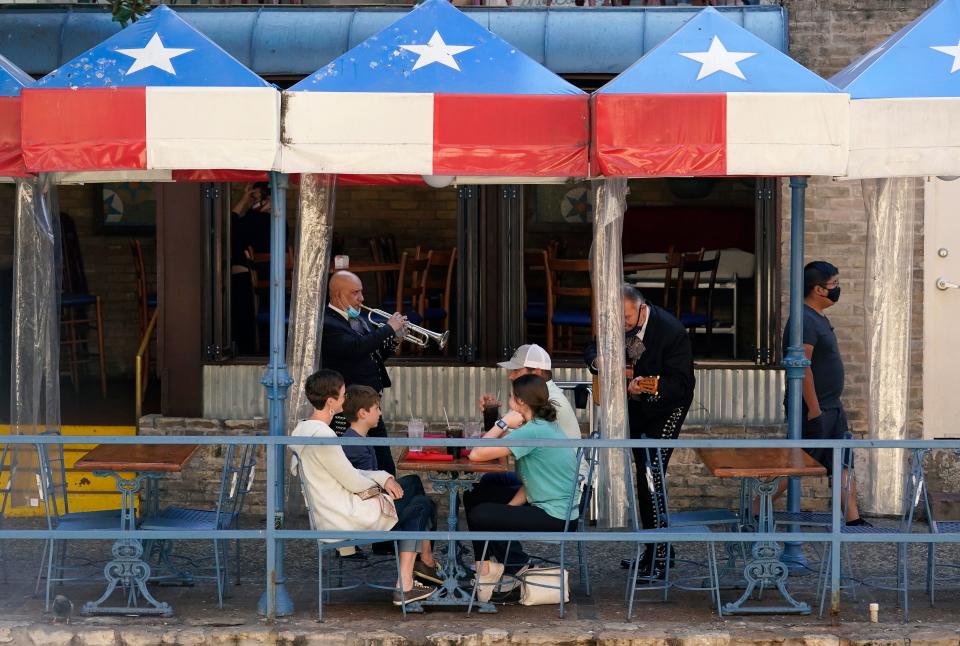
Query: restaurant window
[
  {"left": 521, "top": 177, "right": 780, "bottom": 364},
  {"left": 203, "top": 181, "right": 470, "bottom": 363}
]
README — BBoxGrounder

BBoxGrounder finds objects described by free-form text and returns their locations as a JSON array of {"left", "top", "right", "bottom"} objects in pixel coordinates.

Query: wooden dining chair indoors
[
  {"left": 381, "top": 246, "right": 422, "bottom": 313},
  {"left": 245, "top": 246, "right": 295, "bottom": 352},
  {"left": 421, "top": 248, "right": 457, "bottom": 351},
  {"left": 523, "top": 249, "right": 550, "bottom": 345},
  {"left": 395, "top": 251, "right": 429, "bottom": 325},
  {"left": 544, "top": 255, "right": 594, "bottom": 355},
  {"left": 675, "top": 249, "right": 720, "bottom": 355}
]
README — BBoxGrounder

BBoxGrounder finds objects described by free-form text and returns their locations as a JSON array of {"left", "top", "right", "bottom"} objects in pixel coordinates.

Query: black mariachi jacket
[
  {"left": 320, "top": 308, "right": 397, "bottom": 392},
  {"left": 584, "top": 304, "right": 695, "bottom": 416}
]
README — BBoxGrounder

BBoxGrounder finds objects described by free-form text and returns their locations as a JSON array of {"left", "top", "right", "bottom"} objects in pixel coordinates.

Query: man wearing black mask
[
  {"left": 779, "top": 260, "right": 867, "bottom": 526},
  {"left": 584, "top": 284, "right": 695, "bottom": 578}
]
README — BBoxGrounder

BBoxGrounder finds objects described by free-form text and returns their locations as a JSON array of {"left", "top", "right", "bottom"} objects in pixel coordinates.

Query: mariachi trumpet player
[{"left": 321, "top": 270, "right": 408, "bottom": 476}]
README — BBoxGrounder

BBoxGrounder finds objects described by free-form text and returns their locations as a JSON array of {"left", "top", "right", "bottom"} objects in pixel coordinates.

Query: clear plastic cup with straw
[{"left": 407, "top": 418, "right": 424, "bottom": 453}]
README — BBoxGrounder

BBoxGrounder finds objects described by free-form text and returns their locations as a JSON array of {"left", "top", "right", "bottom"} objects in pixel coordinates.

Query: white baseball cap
[{"left": 497, "top": 344, "right": 552, "bottom": 371}]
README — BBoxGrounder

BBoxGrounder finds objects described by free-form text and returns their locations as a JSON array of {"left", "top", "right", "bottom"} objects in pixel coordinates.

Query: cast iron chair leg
[{"left": 317, "top": 545, "right": 324, "bottom": 622}]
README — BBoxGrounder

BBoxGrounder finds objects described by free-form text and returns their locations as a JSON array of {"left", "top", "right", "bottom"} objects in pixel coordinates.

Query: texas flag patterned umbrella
[
  {"left": 833, "top": 0, "right": 960, "bottom": 178},
  {"left": 592, "top": 7, "right": 848, "bottom": 177},
  {"left": 280, "top": 0, "right": 589, "bottom": 178},
  {"left": 20, "top": 5, "right": 279, "bottom": 174},
  {"left": 1, "top": 53, "right": 33, "bottom": 178}
]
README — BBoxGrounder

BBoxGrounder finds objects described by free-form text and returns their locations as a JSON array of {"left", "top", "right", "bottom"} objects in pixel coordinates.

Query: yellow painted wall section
[{"left": 0, "top": 425, "right": 137, "bottom": 518}]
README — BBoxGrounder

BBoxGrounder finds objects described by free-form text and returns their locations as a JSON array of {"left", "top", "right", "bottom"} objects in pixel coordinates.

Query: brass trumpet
[{"left": 361, "top": 305, "right": 449, "bottom": 350}]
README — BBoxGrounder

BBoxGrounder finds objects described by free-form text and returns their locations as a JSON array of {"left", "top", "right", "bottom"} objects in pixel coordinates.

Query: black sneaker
[
  {"left": 372, "top": 541, "right": 396, "bottom": 556},
  {"left": 392, "top": 581, "right": 436, "bottom": 606},
  {"left": 846, "top": 517, "right": 873, "bottom": 527},
  {"left": 621, "top": 546, "right": 676, "bottom": 570},
  {"left": 412, "top": 559, "right": 445, "bottom": 585}
]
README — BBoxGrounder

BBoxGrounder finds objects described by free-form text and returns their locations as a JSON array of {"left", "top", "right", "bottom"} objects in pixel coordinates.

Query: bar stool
[
  {"left": 59, "top": 212, "right": 106, "bottom": 397},
  {"left": 60, "top": 294, "right": 107, "bottom": 397}
]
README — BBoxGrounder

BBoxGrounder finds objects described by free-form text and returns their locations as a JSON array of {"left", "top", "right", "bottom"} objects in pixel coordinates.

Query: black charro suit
[
  {"left": 585, "top": 304, "right": 695, "bottom": 542},
  {"left": 320, "top": 305, "right": 398, "bottom": 475}
]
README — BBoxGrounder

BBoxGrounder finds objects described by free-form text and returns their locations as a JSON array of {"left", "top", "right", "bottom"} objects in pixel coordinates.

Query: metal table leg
[
  {"left": 81, "top": 471, "right": 172, "bottom": 617},
  {"left": 408, "top": 472, "right": 495, "bottom": 613},
  {"left": 723, "top": 476, "right": 810, "bottom": 615}
]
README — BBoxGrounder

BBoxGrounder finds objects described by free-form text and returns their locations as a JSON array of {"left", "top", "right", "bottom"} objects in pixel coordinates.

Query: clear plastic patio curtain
[
  {"left": 286, "top": 173, "right": 337, "bottom": 430},
  {"left": 10, "top": 174, "right": 60, "bottom": 506},
  {"left": 861, "top": 177, "right": 918, "bottom": 516},
  {"left": 590, "top": 178, "right": 629, "bottom": 528}
]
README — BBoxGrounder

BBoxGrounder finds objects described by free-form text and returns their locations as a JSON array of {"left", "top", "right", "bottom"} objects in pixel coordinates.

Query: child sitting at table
[
  {"left": 465, "top": 373, "right": 580, "bottom": 602},
  {"left": 341, "top": 384, "right": 442, "bottom": 585},
  {"left": 291, "top": 370, "right": 442, "bottom": 606}
]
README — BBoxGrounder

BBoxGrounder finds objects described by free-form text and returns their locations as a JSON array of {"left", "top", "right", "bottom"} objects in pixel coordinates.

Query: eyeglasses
[{"left": 820, "top": 280, "right": 841, "bottom": 289}]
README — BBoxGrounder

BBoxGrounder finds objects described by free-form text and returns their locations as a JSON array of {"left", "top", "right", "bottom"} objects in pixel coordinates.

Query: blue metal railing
[{"left": 1, "top": 433, "right": 956, "bottom": 620}]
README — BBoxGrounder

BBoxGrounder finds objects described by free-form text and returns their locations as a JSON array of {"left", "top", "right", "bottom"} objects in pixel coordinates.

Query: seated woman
[
  {"left": 465, "top": 373, "right": 580, "bottom": 602},
  {"left": 291, "top": 369, "right": 440, "bottom": 606}
]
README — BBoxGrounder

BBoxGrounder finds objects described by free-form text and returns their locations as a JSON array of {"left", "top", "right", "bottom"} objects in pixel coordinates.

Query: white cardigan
[{"left": 290, "top": 419, "right": 396, "bottom": 542}]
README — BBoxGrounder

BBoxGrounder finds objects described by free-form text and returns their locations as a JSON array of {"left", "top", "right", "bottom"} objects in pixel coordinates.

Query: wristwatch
[{"left": 495, "top": 418, "right": 509, "bottom": 431}]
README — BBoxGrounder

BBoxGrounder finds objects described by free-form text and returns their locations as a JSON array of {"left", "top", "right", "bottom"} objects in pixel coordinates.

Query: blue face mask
[{"left": 347, "top": 306, "right": 361, "bottom": 319}]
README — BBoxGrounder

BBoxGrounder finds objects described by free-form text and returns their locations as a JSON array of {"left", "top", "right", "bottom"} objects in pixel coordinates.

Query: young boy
[
  {"left": 292, "top": 371, "right": 446, "bottom": 604},
  {"left": 341, "top": 384, "right": 444, "bottom": 586}
]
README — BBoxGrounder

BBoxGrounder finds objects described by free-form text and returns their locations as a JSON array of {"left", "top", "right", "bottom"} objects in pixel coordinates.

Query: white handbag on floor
[{"left": 519, "top": 566, "right": 570, "bottom": 606}]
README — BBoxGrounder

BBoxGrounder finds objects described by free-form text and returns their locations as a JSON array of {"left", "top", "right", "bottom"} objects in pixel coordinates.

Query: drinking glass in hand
[{"left": 483, "top": 403, "right": 500, "bottom": 432}]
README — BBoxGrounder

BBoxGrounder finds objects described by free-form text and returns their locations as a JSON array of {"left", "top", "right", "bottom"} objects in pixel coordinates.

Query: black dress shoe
[{"left": 620, "top": 546, "right": 676, "bottom": 570}]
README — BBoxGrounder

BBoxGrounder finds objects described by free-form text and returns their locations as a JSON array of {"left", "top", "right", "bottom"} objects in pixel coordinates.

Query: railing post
[
  {"left": 830, "top": 445, "right": 842, "bottom": 618},
  {"left": 264, "top": 440, "right": 277, "bottom": 620},
  {"left": 257, "top": 172, "right": 295, "bottom": 617},
  {"left": 782, "top": 176, "right": 810, "bottom": 570}
]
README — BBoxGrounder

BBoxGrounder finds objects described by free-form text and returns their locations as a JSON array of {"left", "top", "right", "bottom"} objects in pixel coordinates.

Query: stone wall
[
  {"left": 142, "top": 415, "right": 840, "bottom": 519},
  {"left": 139, "top": 415, "right": 270, "bottom": 515}
]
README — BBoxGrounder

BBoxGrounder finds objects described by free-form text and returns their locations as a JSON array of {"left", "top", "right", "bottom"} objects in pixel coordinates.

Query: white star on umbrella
[
  {"left": 931, "top": 40, "right": 960, "bottom": 73},
  {"left": 116, "top": 33, "right": 193, "bottom": 76},
  {"left": 679, "top": 36, "right": 757, "bottom": 81},
  {"left": 399, "top": 31, "right": 474, "bottom": 72}
]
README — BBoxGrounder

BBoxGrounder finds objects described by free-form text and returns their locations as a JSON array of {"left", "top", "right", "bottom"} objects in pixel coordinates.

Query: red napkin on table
[{"left": 405, "top": 451, "right": 454, "bottom": 462}]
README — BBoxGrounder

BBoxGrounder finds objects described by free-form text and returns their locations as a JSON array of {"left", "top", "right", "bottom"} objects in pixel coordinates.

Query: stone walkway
[{"left": 3, "top": 513, "right": 960, "bottom": 644}]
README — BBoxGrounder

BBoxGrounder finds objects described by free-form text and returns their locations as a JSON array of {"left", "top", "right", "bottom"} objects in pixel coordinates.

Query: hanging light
[{"left": 422, "top": 175, "right": 454, "bottom": 188}]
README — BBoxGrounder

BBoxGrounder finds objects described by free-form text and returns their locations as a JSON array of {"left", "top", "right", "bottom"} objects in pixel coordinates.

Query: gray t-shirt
[{"left": 783, "top": 304, "right": 845, "bottom": 411}]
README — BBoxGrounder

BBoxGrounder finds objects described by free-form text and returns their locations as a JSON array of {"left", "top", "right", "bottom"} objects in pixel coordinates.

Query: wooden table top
[
  {"left": 697, "top": 448, "right": 827, "bottom": 479},
  {"left": 397, "top": 448, "right": 511, "bottom": 474},
  {"left": 329, "top": 262, "right": 401, "bottom": 274},
  {"left": 74, "top": 444, "right": 199, "bottom": 473}
]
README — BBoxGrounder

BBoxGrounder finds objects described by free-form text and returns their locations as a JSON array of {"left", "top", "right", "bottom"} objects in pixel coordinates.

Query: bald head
[{"left": 329, "top": 271, "right": 364, "bottom": 312}]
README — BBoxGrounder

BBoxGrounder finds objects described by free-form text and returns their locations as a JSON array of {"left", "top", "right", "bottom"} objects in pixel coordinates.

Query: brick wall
[
  {"left": 139, "top": 414, "right": 270, "bottom": 515},
  {"left": 778, "top": 1, "right": 931, "bottom": 438}
]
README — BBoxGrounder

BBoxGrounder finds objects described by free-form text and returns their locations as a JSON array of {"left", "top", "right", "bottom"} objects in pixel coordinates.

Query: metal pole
[
  {"left": 782, "top": 176, "right": 810, "bottom": 570},
  {"left": 257, "top": 172, "right": 294, "bottom": 617}
]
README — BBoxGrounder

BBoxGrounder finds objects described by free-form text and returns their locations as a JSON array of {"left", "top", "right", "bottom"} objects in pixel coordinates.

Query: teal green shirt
[{"left": 509, "top": 418, "right": 579, "bottom": 521}]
